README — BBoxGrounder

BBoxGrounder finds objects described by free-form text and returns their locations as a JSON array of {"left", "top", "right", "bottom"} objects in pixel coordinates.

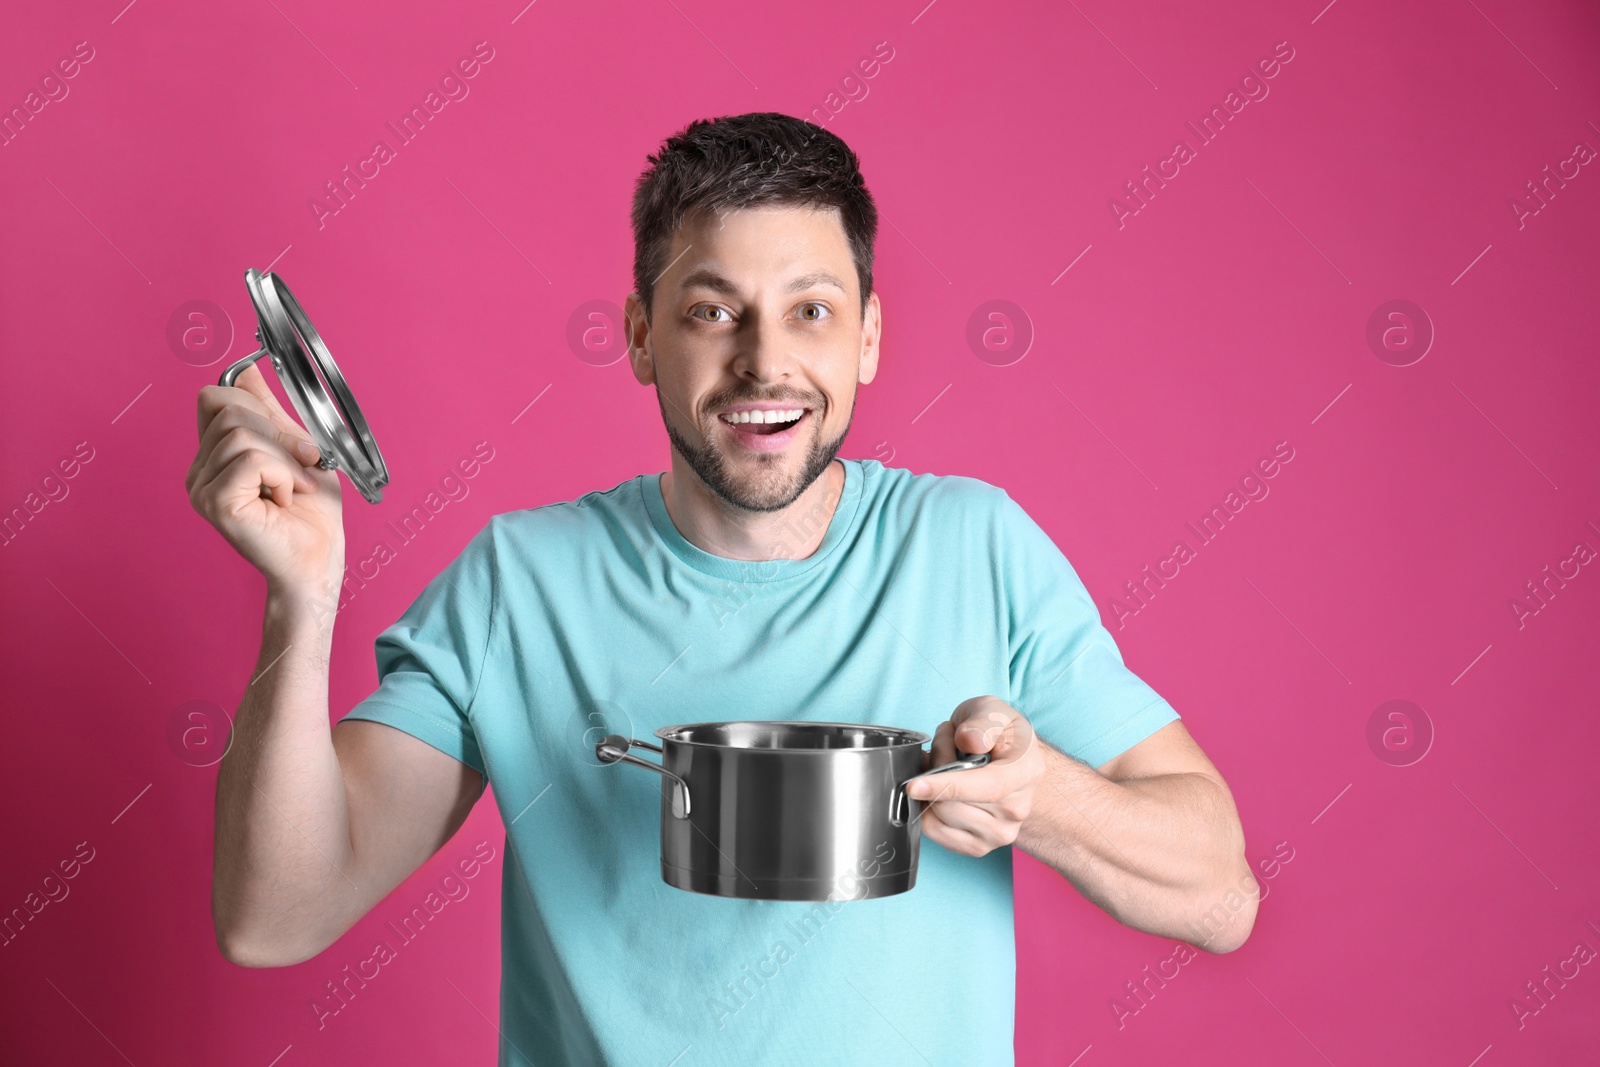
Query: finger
[
  {"left": 200, "top": 403, "right": 317, "bottom": 469},
  {"left": 956, "top": 702, "right": 1037, "bottom": 764},
  {"left": 194, "top": 409, "right": 319, "bottom": 495},
  {"left": 211, "top": 445, "right": 299, "bottom": 513},
  {"left": 196, "top": 383, "right": 230, "bottom": 441},
  {"left": 918, "top": 805, "right": 991, "bottom": 858},
  {"left": 930, "top": 719, "right": 957, "bottom": 766},
  {"left": 907, "top": 762, "right": 1027, "bottom": 804},
  {"left": 228, "top": 361, "right": 302, "bottom": 434},
  {"left": 193, "top": 422, "right": 317, "bottom": 500},
  {"left": 197, "top": 376, "right": 305, "bottom": 467},
  {"left": 198, "top": 368, "right": 275, "bottom": 437},
  {"left": 950, "top": 697, "right": 1017, "bottom": 753},
  {"left": 923, "top": 797, "right": 1007, "bottom": 841},
  {"left": 192, "top": 428, "right": 309, "bottom": 508}
]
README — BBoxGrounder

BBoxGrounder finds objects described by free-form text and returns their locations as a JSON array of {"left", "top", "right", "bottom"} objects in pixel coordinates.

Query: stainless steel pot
[{"left": 595, "top": 721, "right": 989, "bottom": 901}]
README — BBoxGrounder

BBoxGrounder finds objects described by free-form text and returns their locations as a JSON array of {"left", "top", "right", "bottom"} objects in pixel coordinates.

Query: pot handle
[
  {"left": 595, "top": 734, "right": 691, "bottom": 819},
  {"left": 891, "top": 751, "right": 991, "bottom": 826}
]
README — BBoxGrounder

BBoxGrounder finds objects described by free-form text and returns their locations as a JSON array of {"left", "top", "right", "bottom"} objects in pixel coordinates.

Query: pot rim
[{"left": 654, "top": 720, "right": 930, "bottom": 752}]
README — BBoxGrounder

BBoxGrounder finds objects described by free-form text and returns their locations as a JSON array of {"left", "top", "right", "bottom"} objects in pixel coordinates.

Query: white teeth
[{"left": 721, "top": 409, "right": 803, "bottom": 425}]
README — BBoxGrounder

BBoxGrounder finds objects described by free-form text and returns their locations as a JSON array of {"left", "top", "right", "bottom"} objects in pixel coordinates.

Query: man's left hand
[{"left": 908, "top": 696, "right": 1046, "bottom": 857}]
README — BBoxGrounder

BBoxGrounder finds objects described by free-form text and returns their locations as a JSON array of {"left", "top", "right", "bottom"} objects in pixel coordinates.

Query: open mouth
[
  {"left": 716, "top": 407, "right": 810, "bottom": 452},
  {"left": 723, "top": 415, "right": 800, "bottom": 435}
]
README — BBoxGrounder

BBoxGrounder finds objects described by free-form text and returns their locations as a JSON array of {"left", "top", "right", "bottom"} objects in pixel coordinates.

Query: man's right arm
[
  {"left": 212, "top": 590, "right": 483, "bottom": 968},
  {"left": 188, "top": 365, "right": 482, "bottom": 968}
]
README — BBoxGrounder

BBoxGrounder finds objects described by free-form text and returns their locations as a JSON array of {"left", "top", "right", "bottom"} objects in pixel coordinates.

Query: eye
[
  {"left": 691, "top": 304, "right": 732, "bottom": 323},
  {"left": 798, "top": 302, "right": 831, "bottom": 322}
]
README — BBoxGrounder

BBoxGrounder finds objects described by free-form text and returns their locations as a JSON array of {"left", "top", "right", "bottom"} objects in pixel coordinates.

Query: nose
[{"left": 729, "top": 308, "right": 797, "bottom": 385}]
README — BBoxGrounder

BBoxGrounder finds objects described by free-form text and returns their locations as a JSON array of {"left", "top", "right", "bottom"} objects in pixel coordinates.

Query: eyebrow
[{"left": 677, "top": 267, "right": 849, "bottom": 297}]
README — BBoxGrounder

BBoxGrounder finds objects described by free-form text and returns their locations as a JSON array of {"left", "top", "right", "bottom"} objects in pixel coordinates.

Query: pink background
[{"left": 3, "top": 0, "right": 1598, "bottom": 1063}]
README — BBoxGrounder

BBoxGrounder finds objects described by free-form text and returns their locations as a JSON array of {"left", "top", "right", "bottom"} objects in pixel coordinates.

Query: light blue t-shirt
[{"left": 340, "top": 458, "right": 1179, "bottom": 1066}]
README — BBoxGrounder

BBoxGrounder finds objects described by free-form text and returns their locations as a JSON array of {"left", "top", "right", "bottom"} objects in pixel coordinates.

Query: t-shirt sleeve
[
  {"left": 336, "top": 519, "right": 497, "bottom": 777},
  {"left": 993, "top": 490, "right": 1179, "bottom": 769}
]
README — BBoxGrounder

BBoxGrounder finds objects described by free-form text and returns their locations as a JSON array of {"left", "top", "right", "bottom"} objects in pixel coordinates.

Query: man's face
[{"left": 625, "top": 205, "right": 881, "bottom": 512}]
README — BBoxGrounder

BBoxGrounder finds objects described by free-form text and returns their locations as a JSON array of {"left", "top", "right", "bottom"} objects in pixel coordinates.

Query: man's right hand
[{"left": 187, "top": 362, "right": 345, "bottom": 597}]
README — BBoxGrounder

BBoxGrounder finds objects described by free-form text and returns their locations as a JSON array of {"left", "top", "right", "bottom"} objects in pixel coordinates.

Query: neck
[{"left": 659, "top": 456, "right": 845, "bottom": 562}]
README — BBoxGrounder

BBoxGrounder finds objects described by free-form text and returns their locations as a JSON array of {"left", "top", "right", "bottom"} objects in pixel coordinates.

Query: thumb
[{"left": 955, "top": 702, "right": 1034, "bottom": 762}]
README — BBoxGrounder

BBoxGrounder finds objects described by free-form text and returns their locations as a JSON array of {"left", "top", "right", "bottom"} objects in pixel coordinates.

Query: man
[{"left": 188, "top": 111, "right": 1255, "bottom": 1066}]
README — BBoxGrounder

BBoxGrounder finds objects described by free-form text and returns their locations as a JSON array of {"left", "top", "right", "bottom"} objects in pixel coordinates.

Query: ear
[
  {"left": 623, "top": 292, "right": 655, "bottom": 386},
  {"left": 857, "top": 289, "right": 882, "bottom": 386}
]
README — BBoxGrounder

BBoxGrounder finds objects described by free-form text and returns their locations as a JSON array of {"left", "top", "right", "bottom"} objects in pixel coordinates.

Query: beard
[{"left": 660, "top": 390, "right": 853, "bottom": 513}]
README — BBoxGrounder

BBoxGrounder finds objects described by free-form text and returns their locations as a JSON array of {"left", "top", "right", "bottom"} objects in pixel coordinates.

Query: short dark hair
[{"left": 630, "top": 112, "right": 878, "bottom": 323}]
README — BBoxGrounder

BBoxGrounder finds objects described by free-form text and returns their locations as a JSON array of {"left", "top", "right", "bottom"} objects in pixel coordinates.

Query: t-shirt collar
[{"left": 640, "top": 458, "right": 866, "bottom": 583}]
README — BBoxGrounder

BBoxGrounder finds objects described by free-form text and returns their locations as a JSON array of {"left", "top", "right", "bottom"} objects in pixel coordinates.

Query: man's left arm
[{"left": 911, "top": 697, "right": 1258, "bottom": 953}]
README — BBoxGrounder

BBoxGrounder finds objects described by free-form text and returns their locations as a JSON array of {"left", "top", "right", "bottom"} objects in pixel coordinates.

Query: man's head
[{"left": 625, "top": 112, "right": 881, "bottom": 513}]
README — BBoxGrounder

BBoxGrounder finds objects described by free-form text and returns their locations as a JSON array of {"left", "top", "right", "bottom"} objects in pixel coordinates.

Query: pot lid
[{"left": 219, "top": 269, "right": 390, "bottom": 505}]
